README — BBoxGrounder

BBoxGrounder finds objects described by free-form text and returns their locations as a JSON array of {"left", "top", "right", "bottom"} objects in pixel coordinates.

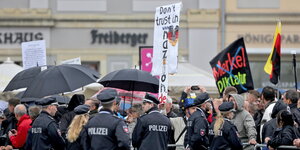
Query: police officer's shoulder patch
[
  {"left": 200, "top": 129, "right": 205, "bottom": 136},
  {"left": 123, "top": 126, "right": 129, "bottom": 133}
]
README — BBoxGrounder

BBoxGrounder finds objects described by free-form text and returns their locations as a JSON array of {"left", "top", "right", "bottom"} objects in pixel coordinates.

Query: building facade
[{"left": 226, "top": 0, "right": 300, "bottom": 89}]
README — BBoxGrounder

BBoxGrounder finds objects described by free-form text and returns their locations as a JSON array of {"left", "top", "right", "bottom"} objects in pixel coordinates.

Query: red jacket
[{"left": 9, "top": 114, "right": 32, "bottom": 148}]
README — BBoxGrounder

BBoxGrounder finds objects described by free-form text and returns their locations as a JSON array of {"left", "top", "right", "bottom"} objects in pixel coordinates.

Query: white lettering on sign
[{"left": 152, "top": 2, "right": 182, "bottom": 104}]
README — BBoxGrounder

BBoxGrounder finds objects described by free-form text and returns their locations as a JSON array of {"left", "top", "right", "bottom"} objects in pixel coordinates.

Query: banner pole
[
  {"left": 292, "top": 51, "right": 298, "bottom": 90},
  {"left": 276, "top": 80, "right": 280, "bottom": 100}
]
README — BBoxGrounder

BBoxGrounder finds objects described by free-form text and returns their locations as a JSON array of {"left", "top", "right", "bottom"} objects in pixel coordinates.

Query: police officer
[
  {"left": 184, "top": 92, "right": 212, "bottom": 150},
  {"left": 66, "top": 104, "right": 90, "bottom": 150},
  {"left": 81, "top": 89, "right": 130, "bottom": 150},
  {"left": 132, "top": 93, "right": 172, "bottom": 150},
  {"left": 210, "top": 102, "right": 243, "bottom": 150},
  {"left": 29, "top": 97, "right": 66, "bottom": 150}
]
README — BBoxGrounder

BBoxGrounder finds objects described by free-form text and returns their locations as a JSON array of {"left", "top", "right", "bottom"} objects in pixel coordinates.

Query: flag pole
[
  {"left": 292, "top": 50, "right": 298, "bottom": 90},
  {"left": 276, "top": 81, "right": 280, "bottom": 100}
]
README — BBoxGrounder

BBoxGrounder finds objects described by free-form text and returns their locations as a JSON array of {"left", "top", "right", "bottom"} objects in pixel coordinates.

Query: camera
[
  {"left": 191, "top": 86, "right": 200, "bottom": 90},
  {"left": 10, "top": 129, "right": 16, "bottom": 134}
]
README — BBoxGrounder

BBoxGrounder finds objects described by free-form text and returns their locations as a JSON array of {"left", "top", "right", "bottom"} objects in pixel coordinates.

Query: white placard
[
  {"left": 22, "top": 40, "right": 47, "bottom": 69},
  {"left": 152, "top": 2, "right": 182, "bottom": 76},
  {"left": 61, "top": 57, "right": 81, "bottom": 65},
  {"left": 151, "top": 2, "right": 182, "bottom": 103}
]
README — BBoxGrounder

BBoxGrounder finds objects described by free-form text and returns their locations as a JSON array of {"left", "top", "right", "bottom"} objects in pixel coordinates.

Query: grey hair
[
  {"left": 28, "top": 105, "right": 42, "bottom": 120},
  {"left": 14, "top": 104, "right": 27, "bottom": 116}
]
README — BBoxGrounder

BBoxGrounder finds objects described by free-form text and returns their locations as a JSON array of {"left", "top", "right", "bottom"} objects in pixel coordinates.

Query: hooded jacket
[{"left": 230, "top": 94, "right": 257, "bottom": 145}]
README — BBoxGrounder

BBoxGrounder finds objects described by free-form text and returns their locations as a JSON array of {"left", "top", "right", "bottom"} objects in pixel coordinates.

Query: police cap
[
  {"left": 97, "top": 89, "right": 117, "bottom": 104},
  {"left": 194, "top": 92, "right": 211, "bottom": 106},
  {"left": 219, "top": 102, "right": 235, "bottom": 112},
  {"left": 143, "top": 93, "right": 159, "bottom": 105},
  {"left": 74, "top": 104, "right": 90, "bottom": 115},
  {"left": 35, "top": 96, "right": 58, "bottom": 106},
  {"left": 180, "top": 98, "right": 195, "bottom": 110}
]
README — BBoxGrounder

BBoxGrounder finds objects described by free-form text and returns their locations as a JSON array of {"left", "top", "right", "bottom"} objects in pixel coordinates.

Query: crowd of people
[{"left": 0, "top": 85, "right": 299, "bottom": 150}]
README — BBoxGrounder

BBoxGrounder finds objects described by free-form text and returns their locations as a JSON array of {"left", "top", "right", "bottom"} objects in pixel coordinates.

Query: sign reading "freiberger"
[{"left": 90, "top": 29, "right": 148, "bottom": 47}]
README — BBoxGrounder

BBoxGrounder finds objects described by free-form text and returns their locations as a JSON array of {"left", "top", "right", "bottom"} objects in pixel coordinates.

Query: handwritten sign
[{"left": 22, "top": 40, "right": 46, "bottom": 69}]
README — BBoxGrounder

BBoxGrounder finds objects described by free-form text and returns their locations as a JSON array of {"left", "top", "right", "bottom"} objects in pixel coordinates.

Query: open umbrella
[
  {"left": 99, "top": 69, "right": 159, "bottom": 93},
  {"left": 16, "top": 91, "right": 70, "bottom": 104},
  {"left": 99, "top": 69, "right": 159, "bottom": 110},
  {"left": 22, "top": 64, "right": 100, "bottom": 98},
  {"left": 4, "top": 65, "right": 53, "bottom": 92},
  {"left": 0, "top": 58, "right": 23, "bottom": 91}
]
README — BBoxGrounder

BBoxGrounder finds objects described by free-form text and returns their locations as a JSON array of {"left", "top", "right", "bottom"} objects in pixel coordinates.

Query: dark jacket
[
  {"left": 210, "top": 118, "right": 243, "bottom": 150},
  {"left": 29, "top": 111, "right": 65, "bottom": 150},
  {"left": 81, "top": 109, "right": 130, "bottom": 150},
  {"left": 289, "top": 103, "right": 300, "bottom": 126},
  {"left": 184, "top": 108, "right": 210, "bottom": 150},
  {"left": 1, "top": 112, "right": 18, "bottom": 146},
  {"left": 54, "top": 106, "right": 68, "bottom": 123},
  {"left": 132, "top": 107, "right": 172, "bottom": 150},
  {"left": 66, "top": 130, "right": 84, "bottom": 150},
  {"left": 59, "top": 111, "right": 76, "bottom": 138},
  {"left": 267, "top": 125, "right": 297, "bottom": 149},
  {"left": 262, "top": 118, "right": 277, "bottom": 142},
  {"left": 253, "top": 109, "right": 263, "bottom": 143},
  {"left": 59, "top": 94, "right": 84, "bottom": 138}
]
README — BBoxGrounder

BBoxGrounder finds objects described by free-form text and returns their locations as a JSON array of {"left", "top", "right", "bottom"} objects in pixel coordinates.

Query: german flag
[{"left": 264, "top": 22, "right": 281, "bottom": 84}]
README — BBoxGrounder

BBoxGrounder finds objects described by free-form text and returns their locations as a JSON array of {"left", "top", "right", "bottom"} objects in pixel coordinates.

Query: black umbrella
[
  {"left": 17, "top": 91, "right": 69, "bottom": 104},
  {"left": 48, "top": 95, "right": 70, "bottom": 104},
  {"left": 4, "top": 65, "right": 53, "bottom": 91},
  {"left": 22, "top": 64, "right": 100, "bottom": 98},
  {"left": 99, "top": 69, "right": 159, "bottom": 93}
]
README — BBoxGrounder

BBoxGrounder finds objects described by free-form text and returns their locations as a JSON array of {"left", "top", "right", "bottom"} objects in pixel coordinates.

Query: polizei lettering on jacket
[
  {"left": 88, "top": 127, "right": 108, "bottom": 135},
  {"left": 148, "top": 125, "right": 168, "bottom": 132},
  {"left": 31, "top": 127, "right": 42, "bottom": 134}
]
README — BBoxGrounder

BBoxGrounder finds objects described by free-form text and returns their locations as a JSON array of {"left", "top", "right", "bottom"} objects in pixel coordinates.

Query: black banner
[{"left": 209, "top": 38, "right": 254, "bottom": 95}]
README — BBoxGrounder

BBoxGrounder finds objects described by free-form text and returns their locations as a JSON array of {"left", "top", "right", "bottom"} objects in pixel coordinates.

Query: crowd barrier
[{"left": 166, "top": 143, "right": 300, "bottom": 149}]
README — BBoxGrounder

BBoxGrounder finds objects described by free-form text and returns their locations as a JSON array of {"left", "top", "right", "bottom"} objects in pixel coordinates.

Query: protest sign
[
  {"left": 22, "top": 40, "right": 46, "bottom": 70},
  {"left": 61, "top": 57, "right": 81, "bottom": 65},
  {"left": 210, "top": 38, "right": 254, "bottom": 95},
  {"left": 139, "top": 46, "right": 153, "bottom": 73},
  {"left": 152, "top": 2, "right": 182, "bottom": 103}
]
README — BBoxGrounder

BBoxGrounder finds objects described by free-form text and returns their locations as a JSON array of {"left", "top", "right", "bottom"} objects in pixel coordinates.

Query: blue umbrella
[{"left": 256, "top": 88, "right": 286, "bottom": 94}]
